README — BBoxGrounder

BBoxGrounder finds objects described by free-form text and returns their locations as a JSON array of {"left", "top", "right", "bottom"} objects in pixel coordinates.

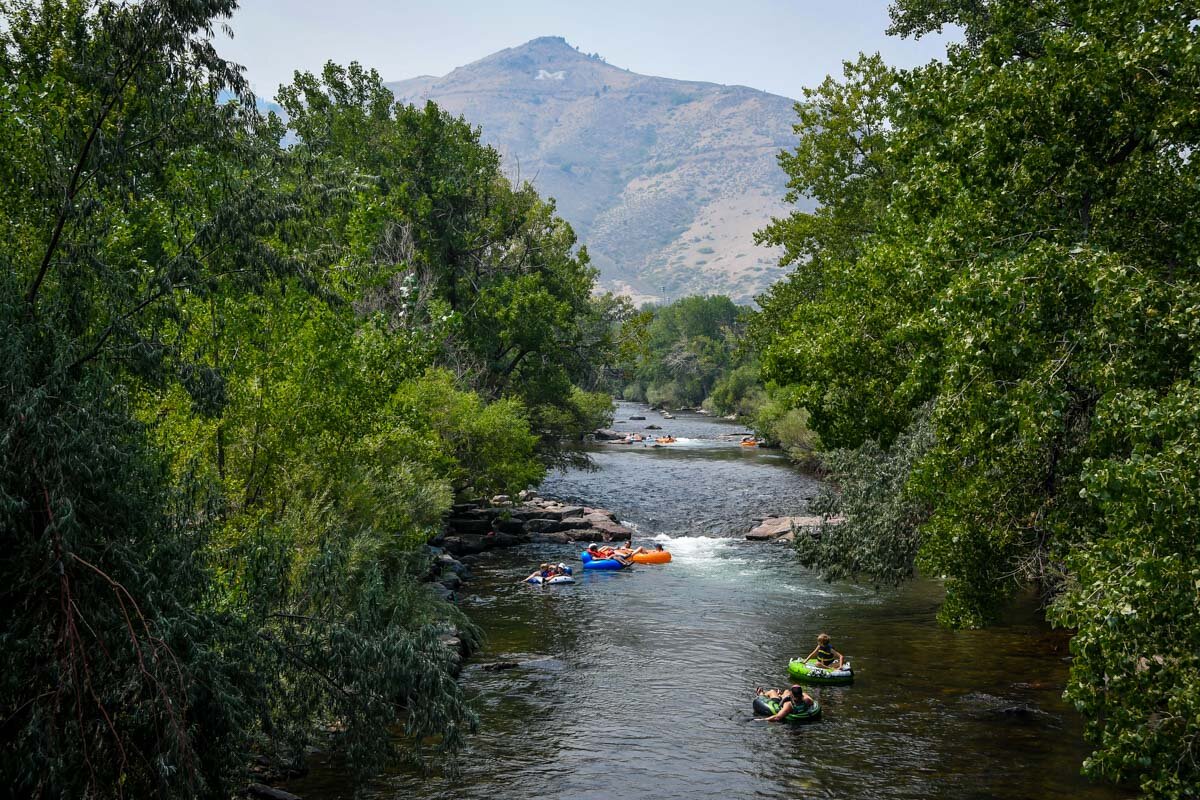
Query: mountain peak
[{"left": 386, "top": 43, "right": 802, "bottom": 303}]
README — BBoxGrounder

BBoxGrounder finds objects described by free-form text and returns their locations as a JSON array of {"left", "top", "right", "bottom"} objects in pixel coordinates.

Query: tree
[
  {"left": 0, "top": 0, "right": 286, "bottom": 795},
  {"left": 278, "top": 64, "right": 615, "bottom": 466},
  {"left": 756, "top": 1, "right": 1200, "bottom": 793}
]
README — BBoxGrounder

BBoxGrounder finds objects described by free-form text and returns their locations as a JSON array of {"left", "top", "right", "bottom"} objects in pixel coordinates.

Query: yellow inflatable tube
[{"left": 631, "top": 550, "right": 672, "bottom": 564}]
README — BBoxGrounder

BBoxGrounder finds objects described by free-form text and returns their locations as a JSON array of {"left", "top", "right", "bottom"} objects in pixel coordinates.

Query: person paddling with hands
[
  {"left": 523, "top": 563, "right": 552, "bottom": 583},
  {"left": 753, "top": 685, "right": 815, "bottom": 722}
]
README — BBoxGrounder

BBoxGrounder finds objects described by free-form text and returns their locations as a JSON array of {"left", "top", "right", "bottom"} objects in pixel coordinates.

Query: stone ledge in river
[
  {"left": 746, "top": 515, "right": 845, "bottom": 541},
  {"left": 245, "top": 783, "right": 303, "bottom": 800},
  {"left": 436, "top": 495, "right": 629, "bottom": 555}
]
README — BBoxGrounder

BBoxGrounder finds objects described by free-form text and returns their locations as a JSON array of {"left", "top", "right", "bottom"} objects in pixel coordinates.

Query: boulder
[
  {"left": 746, "top": 515, "right": 842, "bottom": 541},
  {"left": 556, "top": 505, "right": 585, "bottom": 518},
  {"left": 511, "top": 506, "right": 562, "bottom": 521},
  {"left": 439, "top": 573, "right": 462, "bottom": 591},
  {"left": 518, "top": 489, "right": 537, "bottom": 502},
  {"left": 526, "top": 518, "right": 570, "bottom": 533},
  {"left": 491, "top": 494, "right": 511, "bottom": 505},
  {"left": 646, "top": 424, "right": 661, "bottom": 430},
  {"left": 584, "top": 508, "right": 618, "bottom": 522},
  {"left": 428, "top": 583, "right": 456, "bottom": 602},
  {"left": 443, "top": 534, "right": 488, "bottom": 555},
  {"left": 593, "top": 428, "right": 625, "bottom": 440},
  {"left": 245, "top": 784, "right": 302, "bottom": 800},
  {"left": 493, "top": 517, "right": 527, "bottom": 535},
  {"left": 528, "top": 531, "right": 571, "bottom": 544},
  {"left": 491, "top": 532, "right": 524, "bottom": 548},
  {"left": 570, "top": 529, "right": 606, "bottom": 542},
  {"left": 629, "top": 415, "right": 646, "bottom": 420},
  {"left": 585, "top": 519, "right": 633, "bottom": 540},
  {"left": 446, "top": 517, "right": 492, "bottom": 535}
]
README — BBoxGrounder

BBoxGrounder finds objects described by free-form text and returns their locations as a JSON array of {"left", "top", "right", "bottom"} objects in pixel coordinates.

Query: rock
[
  {"left": 526, "top": 518, "right": 571, "bottom": 533},
  {"left": 557, "top": 505, "right": 585, "bottom": 518},
  {"left": 434, "top": 553, "right": 464, "bottom": 575},
  {"left": 511, "top": 506, "right": 561, "bottom": 521},
  {"left": 441, "top": 534, "right": 487, "bottom": 556},
  {"left": 518, "top": 489, "right": 537, "bottom": 502},
  {"left": 646, "top": 424, "right": 661, "bottom": 430},
  {"left": 584, "top": 508, "right": 618, "bottom": 522},
  {"left": 246, "top": 783, "right": 303, "bottom": 800},
  {"left": 746, "top": 517, "right": 798, "bottom": 541},
  {"left": 629, "top": 415, "right": 646, "bottom": 420},
  {"left": 774, "top": 530, "right": 796, "bottom": 544},
  {"left": 439, "top": 573, "right": 462, "bottom": 591},
  {"left": 428, "top": 583, "right": 456, "bottom": 602},
  {"left": 451, "top": 502, "right": 479, "bottom": 514},
  {"left": 493, "top": 517, "right": 527, "bottom": 535},
  {"left": 588, "top": 518, "right": 633, "bottom": 538},
  {"left": 570, "top": 529, "right": 606, "bottom": 542},
  {"left": 482, "top": 661, "right": 520, "bottom": 672},
  {"left": 446, "top": 517, "right": 492, "bottom": 534},
  {"left": 491, "top": 494, "right": 511, "bottom": 505},
  {"left": 528, "top": 531, "right": 570, "bottom": 544},
  {"left": 746, "top": 515, "right": 843, "bottom": 541},
  {"left": 491, "top": 532, "right": 524, "bottom": 548},
  {"left": 593, "top": 428, "right": 625, "bottom": 440}
]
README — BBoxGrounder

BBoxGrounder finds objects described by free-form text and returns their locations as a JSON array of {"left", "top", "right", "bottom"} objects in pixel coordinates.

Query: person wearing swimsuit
[{"left": 803, "top": 633, "right": 845, "bottom": 670}]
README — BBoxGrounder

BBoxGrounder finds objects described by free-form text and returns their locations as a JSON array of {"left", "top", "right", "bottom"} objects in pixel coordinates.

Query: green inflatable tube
[
  {"left": 788, "top": 658, "right": 854, "bottom": 685},
  {"left": 752, "top": 694, "right": 822, "bottom": 723}
]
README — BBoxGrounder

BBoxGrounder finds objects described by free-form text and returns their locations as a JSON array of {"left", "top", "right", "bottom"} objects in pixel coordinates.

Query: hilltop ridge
[{"left": 387, "top": 37, "right": 805, "bottom": 303}]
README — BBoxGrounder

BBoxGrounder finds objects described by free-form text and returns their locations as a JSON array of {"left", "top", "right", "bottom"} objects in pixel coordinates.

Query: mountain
[{"left": 386, "top": 36, "right": 805, "bottom": 304}]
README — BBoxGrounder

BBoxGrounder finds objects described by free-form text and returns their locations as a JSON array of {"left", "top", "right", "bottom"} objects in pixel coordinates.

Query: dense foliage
[
  {"left": 617, "top": 295, "right": 755, "bottom": 410},
  {"left": 754, "top": 1, "right": 1200, "bottom": 794},
  {"left": 0, "top": 2, "right": 611, "bottom": 796}
]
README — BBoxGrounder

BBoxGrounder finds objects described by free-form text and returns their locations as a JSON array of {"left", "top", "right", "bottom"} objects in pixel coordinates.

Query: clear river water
[{"left": 286, "top": 402, "right": 1131, "bottom": 800}]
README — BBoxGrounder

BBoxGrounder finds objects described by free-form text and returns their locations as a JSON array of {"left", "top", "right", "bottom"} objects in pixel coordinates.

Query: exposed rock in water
[
  {"left": 746, "top": 515, "right": 844, "bottom": 541},
  {"left": 246, "top": 783, "right": 303, "bottom": 800},
  {"left": 482, "top": 661, "right": 520, "bottom": 672},
  {"left": 437, "top": 498, "right": 630, "bottom": 554},
  {"left": 593, "top": 428, "right": 625, "bottom": 440}
]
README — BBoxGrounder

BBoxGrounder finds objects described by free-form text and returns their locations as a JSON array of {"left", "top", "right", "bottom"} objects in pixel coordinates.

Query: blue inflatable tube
[{"left": 580, "top": 551, "right": 627, "bottom": 570}]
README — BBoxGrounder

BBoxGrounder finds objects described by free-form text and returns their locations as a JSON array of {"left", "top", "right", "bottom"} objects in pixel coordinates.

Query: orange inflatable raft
[{"left": 630, "top": 549, "right": 672, "bottom": 564}]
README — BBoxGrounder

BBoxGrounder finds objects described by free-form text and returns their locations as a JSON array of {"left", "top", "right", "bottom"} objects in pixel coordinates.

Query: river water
[{"left": 287, "top": 403, "right": 1129, "bottom": 800}]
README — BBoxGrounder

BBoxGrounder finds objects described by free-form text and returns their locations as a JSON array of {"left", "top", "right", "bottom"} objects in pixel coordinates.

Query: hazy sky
[{"left": 216, "top": 1, "right": 955, "bottom": 101}]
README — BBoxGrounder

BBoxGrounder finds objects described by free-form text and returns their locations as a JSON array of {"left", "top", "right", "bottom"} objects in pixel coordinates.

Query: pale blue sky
[{"left": 216, "top": 1, "right": 954, "bottom": 102}]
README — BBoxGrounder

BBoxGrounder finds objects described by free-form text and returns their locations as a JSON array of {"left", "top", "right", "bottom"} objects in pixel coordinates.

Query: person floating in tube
[
  {"left": 586, "top": 542, "right": 635, "bottom": 566},
  {"left": 803, "top": 633, "right": 845, "bottom": 671},
  {"left": 753, "top": 685, "right": 815, "bottom": 722}
]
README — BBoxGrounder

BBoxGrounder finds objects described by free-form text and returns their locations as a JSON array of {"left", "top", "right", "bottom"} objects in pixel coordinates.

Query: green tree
[
  {"left": 0, "top": 0, "right": 286, "bottom": 795},
  {"left": 756, "top": 1, "right": 1200, "bottom": 793},
  {"left": 277, "top": 64, "right": 615, "bottom": 466}
]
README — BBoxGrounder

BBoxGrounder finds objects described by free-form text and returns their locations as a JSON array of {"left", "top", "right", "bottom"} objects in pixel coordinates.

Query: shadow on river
[{"left": 286, "top": 403, "right": 1130, "bottom": 800}]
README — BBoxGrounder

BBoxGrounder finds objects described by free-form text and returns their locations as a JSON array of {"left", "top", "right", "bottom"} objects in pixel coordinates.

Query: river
[{"left": 286, "top": 402, "right": 1130, "bottom": 800}]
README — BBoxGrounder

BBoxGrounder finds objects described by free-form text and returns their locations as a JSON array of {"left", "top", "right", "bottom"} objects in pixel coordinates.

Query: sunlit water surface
[{"left": 287, "top": 403, "right": 1129, "bottom": 800}]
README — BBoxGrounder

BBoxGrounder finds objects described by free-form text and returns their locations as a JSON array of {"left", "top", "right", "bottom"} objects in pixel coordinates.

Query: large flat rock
[{"left": 746, "top": 516, "right": 843, "bottom": 541}]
